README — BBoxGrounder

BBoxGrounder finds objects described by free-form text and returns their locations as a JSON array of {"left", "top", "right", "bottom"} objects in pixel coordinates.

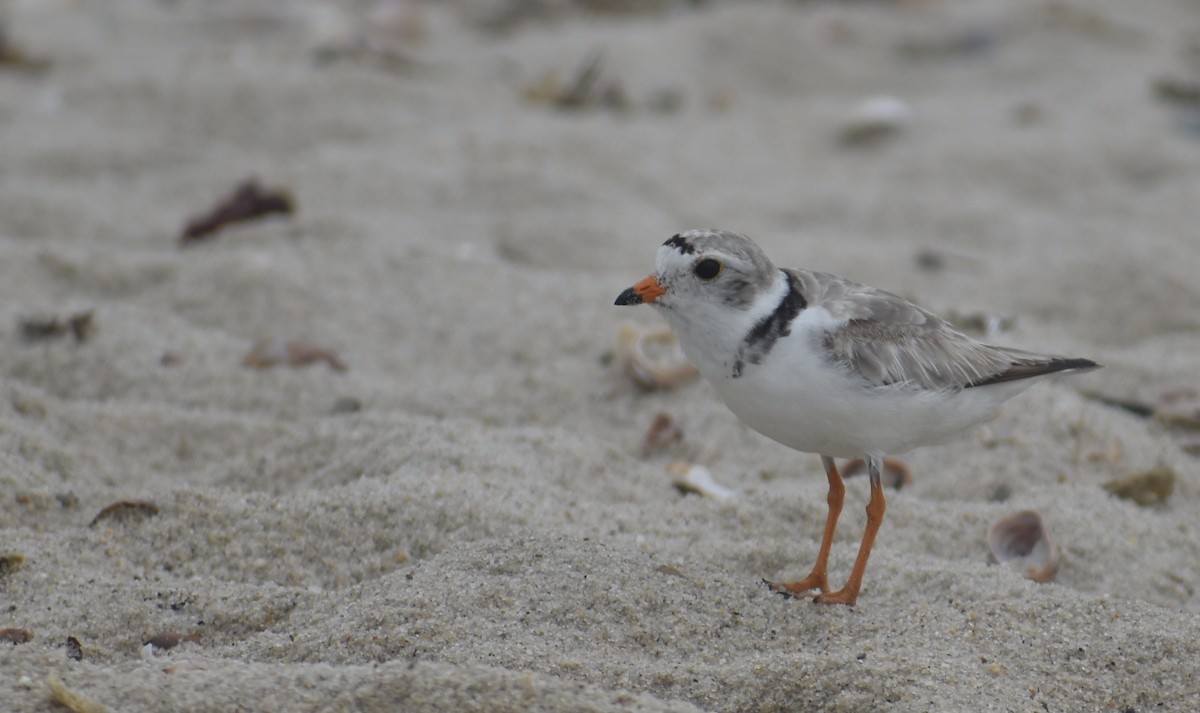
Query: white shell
[
  {"left": 840, "top": 95, "right": 912, "bottom": 145},
  {"left": 616, "top": 324, "right": 700, "bottom": 390},
  {"left": 667, "top": 461, "right": 736, "bottom": 500}
]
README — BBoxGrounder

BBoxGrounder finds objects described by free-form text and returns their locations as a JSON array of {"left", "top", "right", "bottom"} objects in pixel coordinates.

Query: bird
[{"left": 614, "top": 229, "right": 1099, "bottom": 606}]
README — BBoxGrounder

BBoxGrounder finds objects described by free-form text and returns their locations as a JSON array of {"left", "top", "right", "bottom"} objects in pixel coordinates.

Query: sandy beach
[{"left": 2, "top": 1, "right": 1199, "bottom": 711}]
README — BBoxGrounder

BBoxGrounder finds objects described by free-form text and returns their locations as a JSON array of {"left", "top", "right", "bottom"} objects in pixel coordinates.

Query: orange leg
[
  {"left": 767, "top": 456, "right": 844, "bottom": 597},
  {"left": 814, "top": 455, "right": 887, "bottom": 606}
]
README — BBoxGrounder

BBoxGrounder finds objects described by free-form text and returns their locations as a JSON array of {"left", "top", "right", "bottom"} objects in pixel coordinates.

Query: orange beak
[{"left": 614, "top": 275, "right": 667, "bottom": 305}]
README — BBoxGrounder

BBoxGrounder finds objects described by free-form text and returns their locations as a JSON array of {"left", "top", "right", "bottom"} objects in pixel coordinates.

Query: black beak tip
[{"left": 614, "top": 287, "right": 642, "bottom": 306}]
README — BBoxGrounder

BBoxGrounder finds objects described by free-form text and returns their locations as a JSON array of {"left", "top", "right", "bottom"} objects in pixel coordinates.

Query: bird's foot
[
  {"left": 812, "top": 587, "right": 859, "bottom": 607},
  {"left": 763, "top": 573, "right": 829, "bottom": 599}
]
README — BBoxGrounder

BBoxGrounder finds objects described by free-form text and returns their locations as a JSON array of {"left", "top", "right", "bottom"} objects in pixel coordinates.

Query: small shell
[
  {"left": 1102, "top": 466, "right": 1174, "bottom": 506},
  {"left": 89, "top": 500, "right": 159, "bottom": 527},
  {"left": 144, "top": 631, "right": 201, "bottom": 651},
  {"left": 640, "top": 411, "right": 683, "bottom": 456},
  {"left": 243, "top": 338, "right": 347, "bottom": 372},
  {"left": 840, "top": 457, "right": 913, "bottom": 490},
  {"left": 895, "top": 29, "right": 997, "bottom": 60},
  {"left": 616, "top": 324, "right": 699, "bottom": 390},
  {"left": 667, "top": 461, "right": 735, "bottom": 500},
  {"left": 987, "top": 509, "right": 1059, "bottom": 583},
  {"left": 366, "top": 0, "right": 427, "bottom": 50},
  {"left": 839, "top": 95, "right": 911, "bottom": 146},
  {"left": 942, "top": 309, "right": 1015, "bottom": 337},
  {"left": 0, "top": 628, "right": 33, "bottom": 644},
  {"left": 1154, "top": 387, "right": 1200, "bottom": 430}
]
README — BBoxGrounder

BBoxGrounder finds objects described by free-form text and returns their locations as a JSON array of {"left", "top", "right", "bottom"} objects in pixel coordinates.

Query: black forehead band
[{"left": 662, "top": 234, "right": 695, "bottom": 255}]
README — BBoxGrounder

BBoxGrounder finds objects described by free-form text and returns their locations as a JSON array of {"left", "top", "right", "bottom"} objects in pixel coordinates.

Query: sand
[{"left": 2, "top": 0, "right": 1199, "bottom": 711}]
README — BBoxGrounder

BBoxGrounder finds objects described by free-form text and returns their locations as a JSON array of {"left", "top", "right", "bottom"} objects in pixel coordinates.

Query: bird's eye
[{"left": 693, "top": 258, "right": 722, "bottom": 280}]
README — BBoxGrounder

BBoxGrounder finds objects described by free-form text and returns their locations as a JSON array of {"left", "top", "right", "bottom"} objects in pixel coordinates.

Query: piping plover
[{"left": 615, "top": 229, "right": 1099, "bottom": 606}]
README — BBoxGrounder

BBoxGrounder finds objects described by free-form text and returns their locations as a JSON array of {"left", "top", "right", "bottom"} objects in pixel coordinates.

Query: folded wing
[{"left": 791, "top": 268, "right": 1099, "bottom": 391}]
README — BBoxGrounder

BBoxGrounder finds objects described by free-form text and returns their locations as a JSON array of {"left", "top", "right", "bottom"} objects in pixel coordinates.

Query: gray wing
[{"left": 790, "top": 269, "right": 1094, "bottom": 391}]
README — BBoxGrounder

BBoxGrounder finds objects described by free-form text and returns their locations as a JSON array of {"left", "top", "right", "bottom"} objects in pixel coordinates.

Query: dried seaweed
[
  {"left": 181, "top": 179, "right": 295, "bottom": 244},
  {"left": 0, "top": 552, "right": 26, "bottom": 576},
  {"left": 523, "top": 51, "right": 630, "bottom": 112},
  {"left": 19, "top": 311, "right": 95, "bottom": 343},
  {"left": 1103, "top": 466, "right": 1175, "bottom": 506}
]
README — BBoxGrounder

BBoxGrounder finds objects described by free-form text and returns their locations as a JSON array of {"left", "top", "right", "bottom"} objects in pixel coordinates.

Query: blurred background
[{"left": 2, "top": 2, "right": 1199, "bottom": 710}]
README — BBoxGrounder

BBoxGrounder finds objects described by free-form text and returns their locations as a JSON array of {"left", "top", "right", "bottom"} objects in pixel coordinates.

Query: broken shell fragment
[
  {"left": 1103, "top": 466, "right": 1174, "bottom": 506},
  {"left": 667, "top": 461, "right": 735, "bottom": 500},
  {"left": 987, "top": 509, "right": 1059, "bottom": 583},
  {"left": 616, "top": 324, "right": 699, "bottom": 390}
]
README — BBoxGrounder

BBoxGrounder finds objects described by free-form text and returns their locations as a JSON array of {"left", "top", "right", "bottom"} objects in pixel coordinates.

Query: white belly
[{"left": 700, "top": 328, "right": 1021, "bottom": 459}]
